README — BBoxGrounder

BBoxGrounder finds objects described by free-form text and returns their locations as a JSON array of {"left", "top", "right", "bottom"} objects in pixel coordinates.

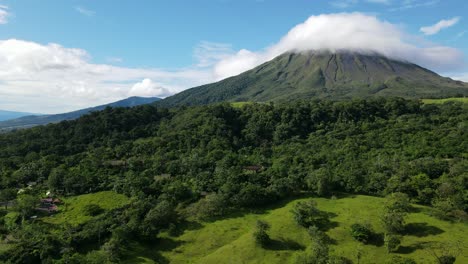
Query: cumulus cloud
[
  {"left": 212, "top": 13, "right": 464, "bottom": 80},
  {"left": 0, "top": 39, "right": 214, "bottom": 113},
  {"left": 0, "top": 5, "right": 10, "bottom": 24},
  {"left": 420, "top": 17, "right": 461, "bottom": 35},
  {"left": 129, "top": 79, "right": 171, "bottom": 97}
]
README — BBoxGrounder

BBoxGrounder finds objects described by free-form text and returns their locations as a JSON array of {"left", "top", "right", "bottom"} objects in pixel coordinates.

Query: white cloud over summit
[
  {"left": 0, "top": 13, "right": 465, "bottom": 113},
  {"left": 213, "top": 13, "right": 464, "bottom": 80}
]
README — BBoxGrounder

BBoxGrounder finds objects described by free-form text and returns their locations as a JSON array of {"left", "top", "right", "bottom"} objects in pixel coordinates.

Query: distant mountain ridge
[
  {"left": 0, "top": 110, "right": 41, "bottom": 122},
  {"left": 0, "top": 96, "right": 161, "bottom": 130},
  {"left": 157, "top": 51, "right": 468, "bottom": 107}
]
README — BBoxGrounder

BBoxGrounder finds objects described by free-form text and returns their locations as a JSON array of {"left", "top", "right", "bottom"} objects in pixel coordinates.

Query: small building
[
  {"left": 243, "top": 165, "right": 264, "bottom": 173},
  {"left": 37, "top": 198, "right": 61, "bottom": 213},
  {"left": 154, "top": 174, "right": 171, "bottom": 182},
  {"left": 103, "top": 160, "right": 127, "bottom": 167}
]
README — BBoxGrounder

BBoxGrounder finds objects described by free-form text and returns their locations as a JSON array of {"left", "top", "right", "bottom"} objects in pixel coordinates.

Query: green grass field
[
  {"left": 421, "top": 97, "right": 468, "bottom": 104},
  {"left": 123, "top": 195, "right": 468, "bottom": 264},
  {"left": 41, "top": 191, "right": 129, "bottom": 226},
  {"left": 230, "top": 102, "right": 255, "bottom": 108}
]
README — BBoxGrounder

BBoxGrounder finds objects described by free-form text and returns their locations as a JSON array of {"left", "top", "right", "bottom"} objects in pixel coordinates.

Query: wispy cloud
[
  {"left": 390, "top": 0, "right": 439, "bottom": 11},
  {"left": 0, "top": 5, "right": 10, "bottom": 24},
  {"left": 331, "top": 0, "right": 391, "bottom": 8},
  {"left": 366, "top": 0, "right": 391, "bottom": 4},
  {"left": 456, "top": 30, "right": 467, "bottom": 38},
  {"left": 331, "top": 0, "right": 358, "bottom": 8},
  {"left": 106, "top": 57, "right": 123, "bottom": 63},
  {"left": 420, "top": 17, "right": 460, "bottom": 35},
  {"left": 193, "top": 41, "right": 235, "bottom": 68},
  {"left": 450, "top": 73, "right": 468, "bottom": 82},
  {"left": 75, "top": 6, "right": 95, "bottom": 17}
]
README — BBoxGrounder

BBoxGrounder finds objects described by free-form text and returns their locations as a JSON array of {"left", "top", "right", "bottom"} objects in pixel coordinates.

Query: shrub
[
  {"left": 386, "top": 256, "right": 416, "bottom": 264},
  {"left": 292, "top": 200, "right": 330, "bottom": 229},
  {"left": 350, "top": 223, "right": 373, "bottom": 243},
  {"left": 186, "top": 193, "right": 228, "bottom": 220},
  {"left": 253, "top": 220, "right": 270, "bottom": 247},
  {"left": 384, "top": 234, "right": 401, "bottom": 253},
  {"left": 83, "top": 204, "right": 104, "bottom": 216},
  {"left": 381, "top": 210, "right": 405, "bottom": 234},
  {"left": 437, "top": 255, "right": 456, "bottom": 264}
]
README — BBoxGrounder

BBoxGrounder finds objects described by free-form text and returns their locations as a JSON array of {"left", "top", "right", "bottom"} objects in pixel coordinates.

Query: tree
[
  {"left": 15, "top": 194, "right": 37, "bottom": 220},
  {"left": 385, "top": 192, "right": 411, "bottom": 213},
  {"left": 47, "top": 165, "right": 68, "bottom": 193},
  {"left": 186, "top": 193, "right": 228, "bottom": 220},
  {"left": 292, "top": 200, "right": 330, "bottom": 229},
  {"left": 0, "top": 188, "right": 17, "bottom": 210},
  {"left": 83, "top": 204, "right": 104, "bottom": 216},
  {"left": 381, "top": 193, "right": 409, "bottom": 234},
  {"left": 427, "top": 241, "right": 463, "bottom": 264},
  {"left": 142, "top": 200, "right": 177, "bottom": 238},
  {"left": 384, "top": 234, "right": 401, "bottom": 253},
  {"left": 294, "top": 225, "right": 330, "bottom": 264},
  {"left": 253, "top": 220, "right": 270, "bottom": 247},
  {"left": 305, "top": 168, "right": 330, "bottom": 197},
  {"left": 350, "top": 223, "right": 373, "bottom": 244},
  {"left": 381, "top": 210, "right": 406, "bottom": 234}
]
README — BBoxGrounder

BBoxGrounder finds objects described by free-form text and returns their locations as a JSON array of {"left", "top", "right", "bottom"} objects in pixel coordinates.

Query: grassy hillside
[
  {"left": 123, "top": 195, "right": 468, "bottom": 264},
  {"left": 422, "top": 97, "right": 468, "bottom": 104},
  {"left": 42, "top": 191, "right": 129, "bottom": 226}
]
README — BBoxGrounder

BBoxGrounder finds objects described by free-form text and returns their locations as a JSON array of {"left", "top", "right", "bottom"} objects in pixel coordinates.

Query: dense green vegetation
[
  {"left": 0, "top": 98, "right": 466, "bottom": 263},
  {"left": 157, "top": 52, "right": 468, "bottom": 107}
]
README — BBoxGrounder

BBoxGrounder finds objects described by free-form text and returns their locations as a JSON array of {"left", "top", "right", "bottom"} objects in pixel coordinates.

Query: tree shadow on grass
[
  {"left": 408, "top": 205, "right": 422, "bottom": 213},
  {"left": 368, "top": 233, "right": 384, "bottom": 247},
  {"left": 405, "top": 222, "right": 444, "bottom": 237},
  {"left": 397, "top": 241, "right": 433, "bottom": 254},
  {"left": 124, "top": 241, "right": 174, "bottom": 264},
  {"left": 321, "top": 220, "right": 339, "bottom": 232},
  {"left": 169, "top": 220, "right": 204, "bottom": 237},
  {"left": 155, "top": 237, "right": 185, "bottom": 252},
  {"left": 201, "top": 193, "right": 317, "bottom": 223},
  {"left": 127, "top": 255, "right": 170, "bottom": 264},
  {"left": 265, "top": 238, "right": 306, "bottom": 251}
]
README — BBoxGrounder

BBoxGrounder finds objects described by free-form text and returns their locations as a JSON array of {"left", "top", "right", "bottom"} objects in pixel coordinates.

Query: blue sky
[{"left": 0, "top": 0, "right": 467, "bottom": 113}]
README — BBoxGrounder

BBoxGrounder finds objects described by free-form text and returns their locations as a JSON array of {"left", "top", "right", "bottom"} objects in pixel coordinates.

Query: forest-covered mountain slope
[
  {"left": 157, "top": 51, "right": 468, "bottom": 107},
  {"left": 0, "top": 98, "right": 466, "bottom": 263},
  {"left": 0, "top": 110, "right": 41, "bottom": 122},
  {"left": 0, "top": 96, "right": 160, "bottom": 130}
]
